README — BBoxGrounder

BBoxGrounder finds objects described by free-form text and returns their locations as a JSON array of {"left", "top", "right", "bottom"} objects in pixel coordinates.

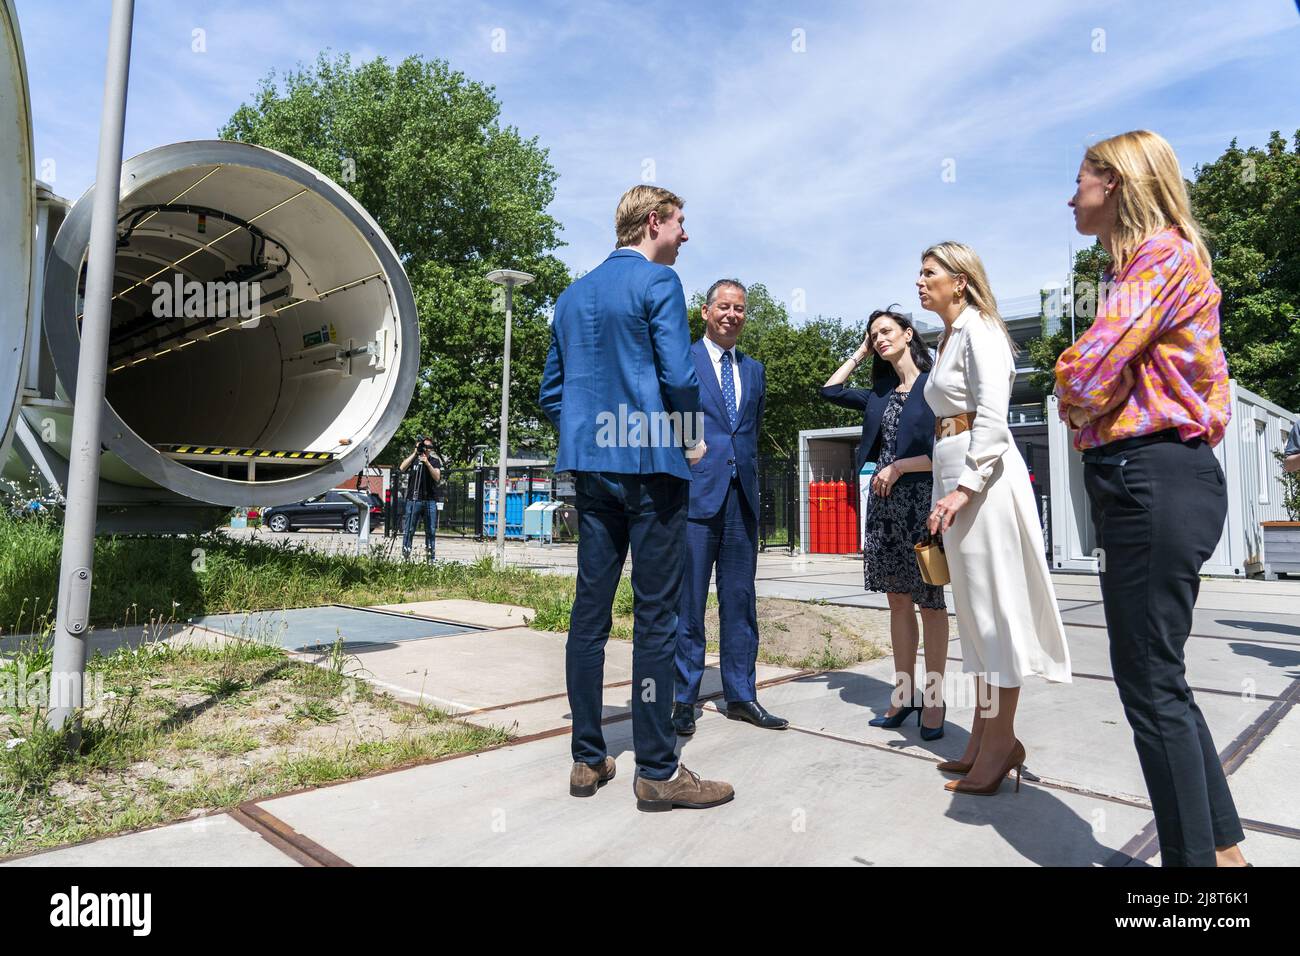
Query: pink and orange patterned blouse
[{"left": 1054, "top": 227, "right": 1231, "bottom": 451}]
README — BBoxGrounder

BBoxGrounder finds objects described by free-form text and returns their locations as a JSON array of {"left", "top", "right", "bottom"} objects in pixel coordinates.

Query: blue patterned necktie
[
  {"left": 720, "top": 350, "right": 738, "bottom": 426},
  {"left": 720, "top": 350, "right": 738, "bottom": 478}
]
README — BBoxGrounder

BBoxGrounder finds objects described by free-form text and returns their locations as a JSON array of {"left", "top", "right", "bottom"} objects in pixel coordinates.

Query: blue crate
[{"left": 483, "top": 481, "right": 550, "bottom": 540}]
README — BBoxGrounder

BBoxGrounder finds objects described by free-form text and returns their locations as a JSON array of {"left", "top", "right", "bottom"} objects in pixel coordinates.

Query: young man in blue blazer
[
  {"left": 673, "top": 280, "right": 788, "bottom": 735},
  {"left": 540, "top": 186, "right": 734, "bottom": 812}
]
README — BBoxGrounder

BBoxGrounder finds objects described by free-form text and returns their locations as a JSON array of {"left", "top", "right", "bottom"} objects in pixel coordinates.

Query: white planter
[{"left": 1260, "top": 522, "right": 1300, "bottom": 579}]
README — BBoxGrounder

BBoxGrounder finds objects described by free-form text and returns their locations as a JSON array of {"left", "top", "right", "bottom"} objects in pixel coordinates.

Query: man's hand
[{"left": 685, "top": 439, "right": 708, "bottom": 465}]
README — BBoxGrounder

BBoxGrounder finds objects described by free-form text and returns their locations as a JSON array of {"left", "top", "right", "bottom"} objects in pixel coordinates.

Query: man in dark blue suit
[
  {"left": 673, "top": 280, "right": 788, "bottom": 735},
  {"left": 540, "top": 186, "right": 734, "bottom": 812}
]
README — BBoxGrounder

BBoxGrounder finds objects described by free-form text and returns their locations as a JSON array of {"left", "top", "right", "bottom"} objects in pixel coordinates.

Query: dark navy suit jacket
[
  {"left": 820, "top": 372, "right": 936, "bottom": 481},
  {"left": 540, "top": 249, "right": 701, "bottom": 480},
  {"left": 688, "top": 338, "right": 764, "bottom": 519}
]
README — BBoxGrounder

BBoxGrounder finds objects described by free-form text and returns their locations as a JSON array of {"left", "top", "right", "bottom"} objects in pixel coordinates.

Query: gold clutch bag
[{"left": 914, "top": 532, "right": 950, "bottom": 586}]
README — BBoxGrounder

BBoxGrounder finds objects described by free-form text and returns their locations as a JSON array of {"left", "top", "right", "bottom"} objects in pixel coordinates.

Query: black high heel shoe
[
  {"left": 919, "top": 704, "right": 946, "bottom": 741},
  {"left": 869, "top": 701, "right": 922, "bottom": 729}
]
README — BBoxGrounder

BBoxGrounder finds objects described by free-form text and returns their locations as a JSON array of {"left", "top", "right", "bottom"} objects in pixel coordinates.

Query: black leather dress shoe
[
  {"left": 725, "top": 700, "right": 789, "bottom": 730},
  {"left": 672, "top": 702, "right": 697, "bottom": 736}
]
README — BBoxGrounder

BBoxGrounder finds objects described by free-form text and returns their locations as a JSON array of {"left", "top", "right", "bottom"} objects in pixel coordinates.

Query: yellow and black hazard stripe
[{"left": 159, "top": 444, "right": 337, "bottom": 461}]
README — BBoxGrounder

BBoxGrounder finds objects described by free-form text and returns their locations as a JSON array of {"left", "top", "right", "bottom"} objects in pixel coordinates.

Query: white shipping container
[{"left": 1047, "top": 382, "right": 1296, "bottom": 578}]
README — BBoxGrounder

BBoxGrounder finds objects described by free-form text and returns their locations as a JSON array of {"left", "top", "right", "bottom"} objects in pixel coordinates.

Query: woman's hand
[
  {"left": 872, "top": 462, "right": 901, "bottom": 497},
  {"left": 927, "top": 487, "right": 973, "bottom": 535},
  {"left": 823, "top": 344, "right": 872, "bottom": 388}
]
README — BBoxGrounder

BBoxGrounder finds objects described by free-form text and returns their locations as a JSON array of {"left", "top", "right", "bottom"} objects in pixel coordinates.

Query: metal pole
[
  {"left": 1068, "top": 242, "right": 1075, "bottom": 341},
  {"left": 495, "top": 284, "right": 513, "bottom": 566},
  {"left": 48, "top": 0, "right": 135, "bottom": 734}
]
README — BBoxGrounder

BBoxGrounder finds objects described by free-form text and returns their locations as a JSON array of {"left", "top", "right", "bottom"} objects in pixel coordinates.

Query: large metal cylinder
[
  {"left": 38, "top": 139, "right": 419, "bottom": 508},
  {"left": 0, "top": 0, "right": 34, "bottom": 470}
]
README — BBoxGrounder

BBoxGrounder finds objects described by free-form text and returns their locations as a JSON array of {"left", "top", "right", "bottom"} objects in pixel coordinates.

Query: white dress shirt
[{"left": 701, "top": 335, "right": 742, "bottom": 409}]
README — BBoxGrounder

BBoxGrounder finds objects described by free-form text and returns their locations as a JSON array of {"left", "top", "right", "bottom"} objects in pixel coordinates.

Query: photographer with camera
[{"left": 399, "top": 437, "right": 442, "bottom": 562}]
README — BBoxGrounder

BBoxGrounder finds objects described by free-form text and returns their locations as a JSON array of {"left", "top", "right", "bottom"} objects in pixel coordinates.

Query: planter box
[{"left": 1260, "top": 521, "right": 1300, "bottom": 579}]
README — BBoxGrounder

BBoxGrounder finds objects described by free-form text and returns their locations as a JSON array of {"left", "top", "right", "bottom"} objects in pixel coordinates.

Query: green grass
[
  {"left": 290, "top": 700, "right": 342, "bottom": 724},
  {"left": 0, "top": 512, "right": 581, "bottom": 634},
  {"left": 0, "top": 512, "right": 748, "bottom": 641},
  {"left": 0, "top": 633, "right": 506, "bottom": 857},
  {"left": 0, "top": 513, "right": 733, "bottom": 641},
  {"left": 796, "top": 633, "right": 865, "bottom": 671}
]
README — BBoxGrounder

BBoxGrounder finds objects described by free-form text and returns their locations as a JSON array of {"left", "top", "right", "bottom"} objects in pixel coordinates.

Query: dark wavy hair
[{"left": 866, "top": 305, "right": 933, "bottom": 387}]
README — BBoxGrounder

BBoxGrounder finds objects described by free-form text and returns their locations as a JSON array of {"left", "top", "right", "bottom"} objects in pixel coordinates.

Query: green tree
[
  {"left": 1027, "top": 131, "right": 1300, "bottom": 413},
  {"left": 1025, "top": 241, "right": 1110, "bottom": 396},
  {"left": 687, "top": 283, "right": 862, "bottom": 456},
  {"left": 1190, "top": 130, "right": 1300, "bottom": 411},
  {"left": 221, "top": 53, "right": 570, "bottom": 466}
]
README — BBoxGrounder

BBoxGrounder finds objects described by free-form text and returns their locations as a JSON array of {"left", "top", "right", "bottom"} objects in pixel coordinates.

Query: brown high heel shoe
[
  {"left": 946, "top": 739, "right": 1025, "bottom": 795},
  {"left": 936, "top": 757, "right": 973, "bottom": 774}
]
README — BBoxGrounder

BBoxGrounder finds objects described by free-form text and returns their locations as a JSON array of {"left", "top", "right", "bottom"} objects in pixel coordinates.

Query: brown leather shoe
[
  {"left": 570, "top": 757, "right": 616, "bottom": 797},
  {"left": 633, "top": 763, "right": 734, "bottom": 812}
]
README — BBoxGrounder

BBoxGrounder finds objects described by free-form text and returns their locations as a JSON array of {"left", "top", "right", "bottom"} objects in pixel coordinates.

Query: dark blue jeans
[
  {"left": 402, "top": 499, "right": 438, "bottom": 561},
  {"left": 676, "top": 479, "right": 759, "bottom": 705},
  {"left": 567, "top": 471, "right": 686, "bottom": 781}
]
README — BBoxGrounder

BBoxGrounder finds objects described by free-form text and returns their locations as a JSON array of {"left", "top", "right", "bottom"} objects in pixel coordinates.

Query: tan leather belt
[{"left": 935, "top": 411, "right": 976, "bottom": 439}]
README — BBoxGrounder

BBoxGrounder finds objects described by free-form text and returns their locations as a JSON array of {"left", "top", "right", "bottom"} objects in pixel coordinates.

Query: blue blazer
[
  {"left": 820, "top": 372, "right": 936, "bottom": 481},
  {"left": 540, "top": 249, "right": 701, "bottom": 480},
  {"left": 688, "top": 339, "right": 764, "bottom": 520}
]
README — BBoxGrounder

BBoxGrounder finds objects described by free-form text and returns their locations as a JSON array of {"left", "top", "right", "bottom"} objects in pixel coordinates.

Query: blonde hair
[
  {"left": 1084, "top": 129, "right": 1211, "bottom": 272},
  {"left": 614, "top": 185, "right": 684, "bottom": 249},
  {"left": 922, "top": 241, "right": 1018, "bottom": 355}
]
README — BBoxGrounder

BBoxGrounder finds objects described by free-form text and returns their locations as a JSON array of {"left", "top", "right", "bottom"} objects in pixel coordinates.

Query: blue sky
[{"left": 14, "top": 0, "right": 1300, "bottom": 327}]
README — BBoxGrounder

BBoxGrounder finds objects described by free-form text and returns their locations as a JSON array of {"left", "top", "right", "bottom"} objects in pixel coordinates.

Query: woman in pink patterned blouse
[{"left": 1056, "top": 130, "right": 1247, "bottom": 867}]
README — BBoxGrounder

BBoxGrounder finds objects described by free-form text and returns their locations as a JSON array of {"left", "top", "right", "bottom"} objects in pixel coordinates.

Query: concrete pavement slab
[
  {"left": 1157, "top": 830, "right": 1299, "bottom": 867},
  {"left": 465, "top": 659, "right": 803, "bottom": 738},
  {"left": 1053, "top": 602, "right": 1300, "bottom": 644},
  {"left": 0, "top": 813, "right": 299, "bottom": 867},
  {"left": 373, "top": 599, "right": 533, "bottom": 629},
  {"left": 981, "top": 627, "right": 1300, "bottom": 699},
  {"left": 329, "top": 625, "right": 612, "bottom": 712},
  {"left": 755, "top": 580, "right": 863, "bottom": 603},
  {"left": 1226, "top": 707, "right": 1300, "bottom": 832},
  {"left": 257, "top": 712, "right": 1153, "bottom": 866},
  {"left": 748, "top": 662, "right": 1269, "bottom": 806},
  {"left": 192, "top": 605, "right": 478, "bottom": 652}
]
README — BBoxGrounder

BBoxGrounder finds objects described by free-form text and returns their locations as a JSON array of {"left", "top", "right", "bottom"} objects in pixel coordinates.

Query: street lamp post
[
  {"left": 48, "top": 0, "right": 136, "bottom": 735},
  {"left": 484, "top": 269, "right": 535, "bottom": 567}
]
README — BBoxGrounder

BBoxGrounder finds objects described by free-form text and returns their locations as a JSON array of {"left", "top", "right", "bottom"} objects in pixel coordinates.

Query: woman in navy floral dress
[{"left": 821, "top": 308, "right": 948, "bottom": 739}]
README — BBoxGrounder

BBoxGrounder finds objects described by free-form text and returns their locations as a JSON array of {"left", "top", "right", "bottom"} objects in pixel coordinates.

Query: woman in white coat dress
[{"left": 918, "top": 241, "right": 1071, "bottom": 796}]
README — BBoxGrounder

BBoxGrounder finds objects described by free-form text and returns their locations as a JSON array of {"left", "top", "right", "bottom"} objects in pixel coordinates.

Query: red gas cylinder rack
[
  {"left": 844, "top": 478, "right": 860, "bottom": 553},
  {"left": 809, "top": 475, "right": 824, "bottom": 553},
  {"left": 832, "top": 476, "right": 847, "bottom": 554}
]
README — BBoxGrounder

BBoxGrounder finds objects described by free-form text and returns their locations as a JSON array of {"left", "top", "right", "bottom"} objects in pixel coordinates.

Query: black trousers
[{"left": 1083, "top": 433, "right": 1244, "bottom": 866}]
